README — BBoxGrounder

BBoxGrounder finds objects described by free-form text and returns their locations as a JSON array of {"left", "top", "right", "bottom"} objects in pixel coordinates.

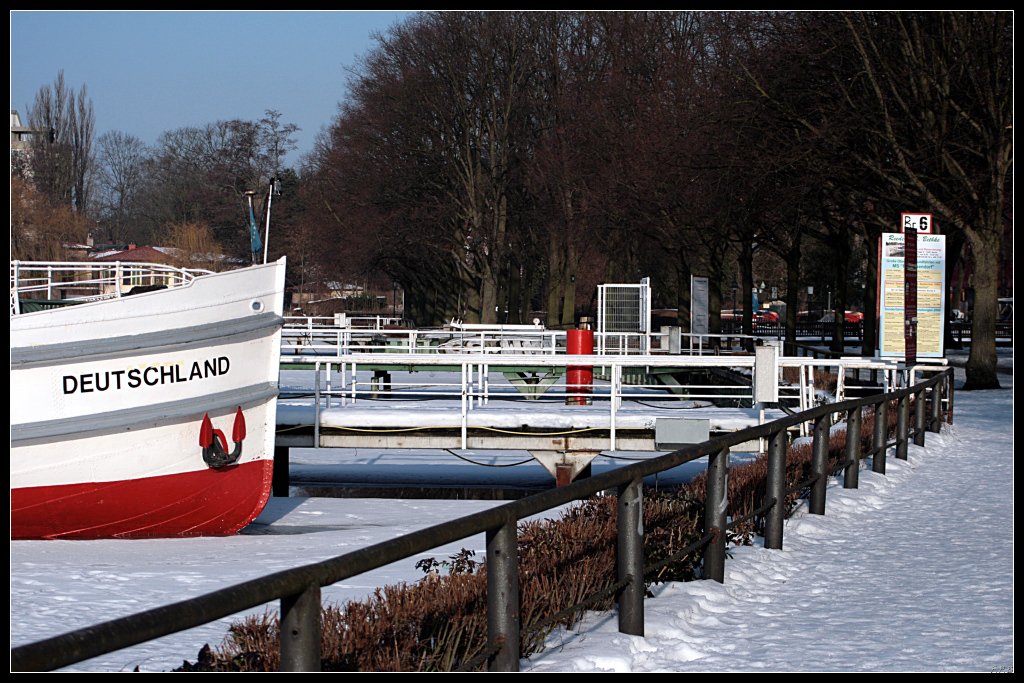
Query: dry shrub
[
  {"left": 166, "top": 221, "right": 224, "bottom": 270},
  {"left": 11, "top": 176, "right": 92, "bottom": 262},
  {"left": 779, "top": 367, "right": 838, "bottom": 394},
  {"left": 189, "top": 494, "right": 701, "bottom": 671},
  {"left": 185, "top": 402, "right": 900, "bottom": 671},
  {"left": 814, "top": 369, "right": 838, "bottom": 394}
]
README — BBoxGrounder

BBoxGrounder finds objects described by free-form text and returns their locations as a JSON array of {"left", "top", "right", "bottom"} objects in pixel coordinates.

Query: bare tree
[
  {"left": 524, "top": 13, "right": 613, "bottom": 328},
  {"left": 741, "top": 13, "right": 1011, "bottom": 388},
  {"left": 302, "top": 10, "right": 1010, "bottom": 355},
  {"left": 95, "top": 131, "right": 149, "bottom": 243},
  {"left": 841, "top": 12, "right": 1012, "bottom": 389},
  {"left": 26, "top": 70, "right": 95, "bottom": 215},
  {"left": 137, "top": 111, "right": 298, "bottom": 256},
  {"left": 327, "top": 13, "right": 537, "bottom": 324}
]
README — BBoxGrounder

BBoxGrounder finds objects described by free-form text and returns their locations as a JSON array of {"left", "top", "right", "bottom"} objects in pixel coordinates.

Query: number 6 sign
[{"left": 901, "top": 212, "right": 934, "bottom": 234}]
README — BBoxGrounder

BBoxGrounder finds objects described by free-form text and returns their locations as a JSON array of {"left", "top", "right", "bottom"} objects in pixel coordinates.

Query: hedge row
[{"left": 180, "top": 401, "right": 900, "bottom": 671}]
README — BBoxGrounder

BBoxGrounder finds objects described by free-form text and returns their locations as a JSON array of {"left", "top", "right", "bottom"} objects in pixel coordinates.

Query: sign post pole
[{"left": 901, "top": 213, "right": 932, "bottom": 367}]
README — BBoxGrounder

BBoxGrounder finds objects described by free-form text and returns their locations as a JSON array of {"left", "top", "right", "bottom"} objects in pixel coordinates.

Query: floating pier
[{"left": 273, "top": 330, "right": 918, "bottom": 488}]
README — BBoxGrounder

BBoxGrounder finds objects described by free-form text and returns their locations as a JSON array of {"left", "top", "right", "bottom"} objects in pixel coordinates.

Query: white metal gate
[{"left": 596, "top": 278, "right": 651, "bottom": 354}]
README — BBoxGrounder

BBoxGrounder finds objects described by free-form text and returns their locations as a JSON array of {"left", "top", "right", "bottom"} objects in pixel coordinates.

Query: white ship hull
[{"left": 10, "top": 259, "right": 286, "bottom": 539}]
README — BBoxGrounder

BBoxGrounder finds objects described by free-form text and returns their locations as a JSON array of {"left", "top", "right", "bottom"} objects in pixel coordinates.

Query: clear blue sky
[{"left": 10, "top": 10, "right": 415, "bottom": 166}]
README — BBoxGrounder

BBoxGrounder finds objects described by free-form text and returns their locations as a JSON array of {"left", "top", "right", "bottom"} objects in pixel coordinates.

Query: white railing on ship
[
  {"left": 284, "top": 314, "right": 408, "bottom": 331},
  {"left": 10, "top": 260, "right": 212, "bottom": 315}
]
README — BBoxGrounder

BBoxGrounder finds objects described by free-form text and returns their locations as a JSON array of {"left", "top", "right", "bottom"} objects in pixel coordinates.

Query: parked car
[
  {"left": 754, "top": 310, "right": 780, "bottom": 323},
  {"left": 722, "top": 309, "right": 779, "bottom": 322},
  {"left": 819, "top": 311, "right": 864, "bottom": 324}
]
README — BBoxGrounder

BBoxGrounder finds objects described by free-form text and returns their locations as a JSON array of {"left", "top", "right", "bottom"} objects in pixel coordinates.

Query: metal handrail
[
  {"left": 284, "top": 352, "right": 903, "bottom": 442},
  {"left": 10, "top": 260, "right": 212, "bottom": 314},
  {"left": 11, "top": 369, "right": 953, "bottom": 673},
  {"left": 279, "top": 322, "right": 762, "bottom": 358}
]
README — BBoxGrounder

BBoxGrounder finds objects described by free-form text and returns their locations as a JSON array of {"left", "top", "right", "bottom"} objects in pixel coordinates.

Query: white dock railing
[
  {"left": 281, "top": 318, "right": 759, "bottom": 358},
  {"left": 281, "top": 351, "right": 905, "bottom": 451},
  {"left": 296, "top": 353, "right": 754, "bottom": 452}
]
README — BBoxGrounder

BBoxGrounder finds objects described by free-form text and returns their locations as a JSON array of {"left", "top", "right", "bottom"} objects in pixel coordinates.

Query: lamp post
[
  {"left": 263, "top": 176, "right": 281, "bottom": 264},
  {"left": 244, "top": 178, "right": 282, "bottom": 265}
]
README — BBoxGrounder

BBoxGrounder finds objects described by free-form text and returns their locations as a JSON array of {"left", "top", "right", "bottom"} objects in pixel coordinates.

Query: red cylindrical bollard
[{"left": 566, "top": 328, "right": 594, "bottom": 405}]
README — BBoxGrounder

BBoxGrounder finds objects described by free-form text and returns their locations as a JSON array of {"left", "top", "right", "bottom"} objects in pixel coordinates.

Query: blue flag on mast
[{"left": 248, "top": 202, "right": 262, "bottom": 256}]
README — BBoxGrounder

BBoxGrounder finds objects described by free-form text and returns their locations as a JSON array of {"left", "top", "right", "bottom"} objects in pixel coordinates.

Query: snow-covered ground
[
  {"left": 9, "top": 354, "right": 1013, "bottom": 672},
  {"left": 9, "top": 497, "right": 546, "bottom": 672},
  {"left": 525, "top": 366, "right": 1014, "bottom": 672}
]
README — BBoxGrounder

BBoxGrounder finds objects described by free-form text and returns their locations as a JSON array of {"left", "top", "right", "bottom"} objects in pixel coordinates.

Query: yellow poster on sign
[{"left": 878, "top": 233, "right": 946, "bottom": 358}]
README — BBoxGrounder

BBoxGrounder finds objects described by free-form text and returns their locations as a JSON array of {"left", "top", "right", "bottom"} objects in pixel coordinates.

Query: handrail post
[
  {"left": 609, "top": 363, "right": 621, "bottom": 450},
  {"left": 872, "top": 399, "right": 888, "bottom": 474},
  {"left": 325, "top": 361, "right": 332, "bottom": 410},
  {"left": 844, "top": 406, "right": 862, "bottom": 489},
  {"left": 461, "top": 362, "right": 468, "bottom": 450},
  {"left": 809, "top": 414, "right": 829, "bottom": 514},
  {"left": 313, "top": 363, "right": 322, "bottom": 448},
  {"left": 764, "top": 430, "right": 787, "bottom": 549},
  {"left": 895, "top": 394, "right": 909, "bottom": 460},
  {"left": 279, "top": 583, "right": 322, "bottom": 671},
  {"left": 703, "top": 448, "right": 729, "bottom": 583},
  {"left": 486, "top": 520, "right": 520, "bottom": 672},
  {"left": 12, "top": 261, "right": 22, "bottom": 315},
  {"left": 617, "top": 477, "right": 644, "bottom": 636},
  {"left": 913, "top": 387, "right": 926, "bottom": 447},
  {"left": 929, "top": 380, "right": 943, "bottom": 433},
  {"left": 946, "top": 372, "right": 955, "bottom": 424}
]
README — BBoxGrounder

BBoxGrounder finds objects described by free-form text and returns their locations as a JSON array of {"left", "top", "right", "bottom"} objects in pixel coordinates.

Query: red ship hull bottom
[{"left": 11, "top": 459, "right": 274, "bottom": 540}]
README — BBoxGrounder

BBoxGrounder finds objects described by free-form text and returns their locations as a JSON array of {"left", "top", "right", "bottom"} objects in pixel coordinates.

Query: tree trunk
[
  {"left": 708, "top": 278, "right": 722, "bottom": 338},
  {"left": 830, "top": 233, "right": 850, "bottom": 354},
  {"left": 560, "top": 241, "right": 578, "bottom": 328},
  {"left": 784, "top": 238, "right": 801, "bottom": 356},
  {"left": 545, "top": 228, "right": 564, "bottom": 328},
  {"left": 480, "top": 270, "right": 498, "bottom": 324},
  {"left": 545, "top": 283, "right": 562, "bottom": 329},
  {"left": 943, "top": 231, "right": 967, "bottom": 351},
  {"left": 962, "top": 230, "right": 1001, "bottom": 390},
  {"left": 707, "top": 247, "right": 726, "bottom": 340},
  {"left": 740, "top": 238, "right": 754, "bottom": 349},
  {"left": 464, "top": 278, "right": 481, "bottom": 324},
  {"left": 675, "top": 250, "right": 692, "bottom": 334},
  {"left": 862, "top": 229, "right": 879, "bottom": 357},
  {"left": 506, "top": 260, "right": 523, "bottom": 325}
]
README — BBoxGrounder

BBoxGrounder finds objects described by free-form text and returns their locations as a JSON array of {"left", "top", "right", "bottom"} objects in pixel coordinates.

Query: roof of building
[{"left": 91, "top": 245, "right": 177, "bottom": 262}]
